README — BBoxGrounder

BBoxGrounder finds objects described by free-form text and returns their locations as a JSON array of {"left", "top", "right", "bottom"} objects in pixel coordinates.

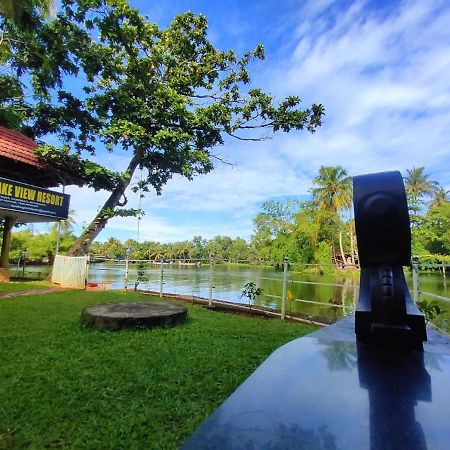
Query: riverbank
[{"left": 0, "top": 288, "right": 315, "bottom": 449}]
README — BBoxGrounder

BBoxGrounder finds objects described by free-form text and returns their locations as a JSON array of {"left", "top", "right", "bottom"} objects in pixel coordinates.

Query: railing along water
[{"left": 88, "top": 256, "right": 363, "bottom": 323}]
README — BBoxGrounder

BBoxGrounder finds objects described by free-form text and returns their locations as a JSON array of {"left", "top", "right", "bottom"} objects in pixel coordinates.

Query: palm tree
[
  {"left": 0, "top": 0, "right": 55, "bottom": 24},
  {"left": 404, "top": 167, "right": 439, "bottom": 209},
  {"left": 428, "top": 186, "right": 449, "bottom": 208},
  {"left": 311, "top": 166, "right": 352, "bottom": 266},
  {"left": 311, "top": 166, "right": 352, "bottom": 213}
]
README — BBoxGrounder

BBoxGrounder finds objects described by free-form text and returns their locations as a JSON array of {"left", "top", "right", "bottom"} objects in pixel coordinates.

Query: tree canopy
[{"left": 1, "top": 0, "right": 324, "bottom": 255}]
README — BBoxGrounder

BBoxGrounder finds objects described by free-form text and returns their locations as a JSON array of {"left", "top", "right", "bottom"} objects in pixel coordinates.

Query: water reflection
[
  {"left": 319, "top": 341, "right": 357, "bottom": 371},
  {"left": 358, "top": 348, "right": 431, "bottom": 450},
  {"left": 317, "top": 340, "right": 433, "bottom": 450},
  {"left": 183, "top": 408, "right": 340, "bottom": 450}
]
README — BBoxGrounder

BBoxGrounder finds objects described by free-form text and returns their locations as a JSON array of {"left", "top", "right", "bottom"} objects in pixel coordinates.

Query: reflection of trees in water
[
  {"left": 265, "top": 423, "right": 340, "bottom": 450},
  {"left": 319, "top": 341, "right": 357, "bottom": 371},
  {"left": 186, "top": 417, "right": 341, "bottom": 450}
]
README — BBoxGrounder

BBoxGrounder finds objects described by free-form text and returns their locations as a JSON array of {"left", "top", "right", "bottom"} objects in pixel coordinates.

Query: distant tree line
[
  {"left": 90, "top": 235, "right": 257, "bottom": 263},
  {"left": 5, "top": 166, "right": 448, "bottom": 268}
]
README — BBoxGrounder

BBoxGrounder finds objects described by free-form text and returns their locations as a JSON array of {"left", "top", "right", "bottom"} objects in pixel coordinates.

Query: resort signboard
[{"left": 0, "top": 176, "right": 70, "bottom": 220}]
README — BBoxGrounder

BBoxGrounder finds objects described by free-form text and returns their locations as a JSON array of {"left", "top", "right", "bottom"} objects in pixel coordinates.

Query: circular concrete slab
[{"left": 81, "top": 301, "right": 187, "bottom": 331}]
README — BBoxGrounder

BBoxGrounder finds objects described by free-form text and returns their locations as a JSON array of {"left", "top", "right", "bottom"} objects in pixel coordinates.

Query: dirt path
[{"left": 0, "top": 288, "right": 67, "bottom": 299}]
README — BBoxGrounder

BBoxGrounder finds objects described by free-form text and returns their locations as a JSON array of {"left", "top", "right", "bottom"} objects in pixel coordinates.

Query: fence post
[
  {"left": 281, "top": 256, "right": 289, "bottom": 320},
  {"left": 208, "top": 254, "right": 214, "bottom": 306},
  {"left": 124, "top": 248, "right": 130, "bottom": 290},
  {"left": 16, "top": 252, "right": 21, "bottom": 277},
  {"left": 412, "top": 263, "right": 420, "bottom": 303},
  {"left": 159, "top": 257, "right": 164, "bottom": 298}
]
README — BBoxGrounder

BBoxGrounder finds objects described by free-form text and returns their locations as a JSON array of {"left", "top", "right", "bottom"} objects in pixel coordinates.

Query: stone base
[
  {"left": 81, "top": 301, "right": 188, "bottom": 331},
  {"left": 0, "top": 268, "right": 11, "bottom": 283}
]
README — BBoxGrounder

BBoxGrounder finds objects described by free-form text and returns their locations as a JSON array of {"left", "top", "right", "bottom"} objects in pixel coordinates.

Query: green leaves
[
  {"left": 2, "top": 0, "right": 325, "bottom": 252},
  {"left": 241, "top": 281, "right": 263, "bottom": 306},
  {"left": 35, "top": 145, "right": 125, "bottom": 191},
  {"left": 417, "top": 299, "right": 444, "bottom": 324},
  {"left": 3, "top": 0, "right": 323, "bottom": 198}
]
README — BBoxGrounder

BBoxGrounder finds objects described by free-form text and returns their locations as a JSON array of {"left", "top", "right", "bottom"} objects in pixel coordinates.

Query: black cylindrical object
[{"left": 353, "top": 171, "right": 411, "bottom": 267}]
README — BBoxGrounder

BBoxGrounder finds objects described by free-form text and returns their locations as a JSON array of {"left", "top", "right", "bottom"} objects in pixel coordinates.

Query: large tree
[{"left": 1, "top": 0, "right": 324, "bottom": 256}]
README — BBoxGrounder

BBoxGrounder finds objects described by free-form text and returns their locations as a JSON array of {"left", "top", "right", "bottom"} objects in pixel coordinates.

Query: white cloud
[
  {"left": 60, "top": 0, "right": 450, "bottom": 244},
  {"left": 263, "top": 0, "right": 450, "bottom": 181}
]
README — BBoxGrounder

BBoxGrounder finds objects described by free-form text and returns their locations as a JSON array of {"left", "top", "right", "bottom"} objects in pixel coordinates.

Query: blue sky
[{"left": 54, "top": 0, "right": 450, "bottom": 243}]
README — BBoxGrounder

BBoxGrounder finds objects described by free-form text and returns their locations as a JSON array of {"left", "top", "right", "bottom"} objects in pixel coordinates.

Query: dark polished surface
[{"left": 182, "top": 318, "right": 450, "bottom": 450}]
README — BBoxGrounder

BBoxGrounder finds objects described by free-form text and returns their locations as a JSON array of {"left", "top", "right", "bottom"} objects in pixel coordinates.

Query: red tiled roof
[{"left": 0, "top": 126, "right": 43, "bottom": 168}]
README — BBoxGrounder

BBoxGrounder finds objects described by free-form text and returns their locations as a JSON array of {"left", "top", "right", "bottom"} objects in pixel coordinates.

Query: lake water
[
  {"left": 87, "top": 262, "right": 449, "bottom": 329},
  {"left": 16, "top": 261, "right": 449, "bottom": 331}
]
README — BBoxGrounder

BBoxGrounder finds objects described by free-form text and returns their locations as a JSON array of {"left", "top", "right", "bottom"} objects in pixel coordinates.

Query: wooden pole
[
  {"left": 281, "top": 257, "right": 289, "bottom": 320},
  {"left": 208, "top": 254, "right": 214, "bottom": 306},
  {"left": 159, "top": 257, "right": 164, "bottom": 298},
  {"left": 412, "top": 263, "right": 420, "bottom": 303}
]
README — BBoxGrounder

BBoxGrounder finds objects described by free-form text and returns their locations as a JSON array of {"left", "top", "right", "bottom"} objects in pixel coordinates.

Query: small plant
[
  {"left": 417, "top": 299, "right": 444, "bottom": 324},
  {"left": 241, "top": 282, "right": 263, "bottom": 309},
  {"left": 134, "top": 260, "right": 149, "bottom": 291}
]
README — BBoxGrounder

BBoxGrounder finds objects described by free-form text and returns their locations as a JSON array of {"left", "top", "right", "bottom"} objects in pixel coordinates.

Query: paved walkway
[{"left": 0, "top": 288, "right": 67, "bottom": 299}]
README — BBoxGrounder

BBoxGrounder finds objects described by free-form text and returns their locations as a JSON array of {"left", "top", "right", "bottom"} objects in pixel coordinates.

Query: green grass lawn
[
  {"left": 0, "top": 290, "right": 316, "bottom": 449},
  {"left": 0, "top": 281, "right": 53, "bottom": 293}
]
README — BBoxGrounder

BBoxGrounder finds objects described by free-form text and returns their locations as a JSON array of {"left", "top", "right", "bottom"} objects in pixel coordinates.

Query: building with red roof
[
  {"left": 0, "top": 126, "right": 66, "bottom": 187},
  {"left": 0, "top": 126, "right": 79, "bottom": 281}
]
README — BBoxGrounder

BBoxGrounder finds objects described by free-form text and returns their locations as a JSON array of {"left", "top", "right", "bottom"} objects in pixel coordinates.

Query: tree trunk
[
  {"left": 0, "top": 216, "right": 17, "bottom": 268},
  {"left": 348, "top": 210, "right": 356, "bottom": 266},
  {"left": 68, "top": 148, "right": 144, "bottom": 256},
  {"left": 339, "top": 229, "right": 346, "bottom": 268},
  {"left": 349, "top": 224, "right": 356, "bottom": 266}
]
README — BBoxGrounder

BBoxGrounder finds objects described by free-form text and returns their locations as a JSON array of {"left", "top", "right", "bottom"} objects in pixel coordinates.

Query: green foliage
[
  {"left": 405, "top": 167, "right": 439, "bottom": 219},
  {"left": 311, "top": 166, "right": 352, "bottom": 213},
  {"left": 251, "top": 200, "right": 300, "bottom": 263},
  {"left": 0, "top": 290, "right": 314, "bottom": 449},
  {"left": 241, "top": 281, "right": 263, "bottom": 307},
  {"left": 86, "top": 165, "right": 448, "bottom": 269},
  {"left": 411, "top": 200, "right": 450, "bottom": 257},
  {"left": 0, "top": 0, "right": 54, "bottom": 27},
  {"left": 35, "top": 145, "right": 126, "bottom": 191},
  {"left": 314, "top": 241, "right": 333, "bottom": 274},
  {"left": 9, "top": 226, "right": 76, "bottom": 262},
  {"left": 91, "top": 235, "right": 255, "bottom": 263},
  {"left": 100, "top": 207, "right": 143, "bottom": 218},
  {"left": 417, "top": 299, "right": 444, "bottom": 324},
  {"left": 134, "top": 260, "right": 149, "bottom": 291},
  {"left": 1, "top": 0, "right": 323, "bottom": 252}
]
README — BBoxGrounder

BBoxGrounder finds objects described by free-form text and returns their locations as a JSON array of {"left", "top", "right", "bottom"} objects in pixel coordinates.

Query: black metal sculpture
[{"left": 353, "top": 171, "right": 427, "bottom": 350}]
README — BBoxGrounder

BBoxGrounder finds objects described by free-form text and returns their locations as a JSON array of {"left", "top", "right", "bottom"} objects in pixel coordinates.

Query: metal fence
[
  {"left": 87, "top": 256, "right": 449, "bottom": 321},
  {"left": 90, "top": 256, "right": 358, "bottom": 320},
  {"left": 412, "top": 263, "right": 450, "bottom": 304}
]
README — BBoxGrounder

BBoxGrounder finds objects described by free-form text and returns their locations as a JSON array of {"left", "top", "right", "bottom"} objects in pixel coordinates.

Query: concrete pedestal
[
  {"left": 81, "top": 301, "right": 187, "bottom": 331},
  {"left": 182, "top": 317, "right": 450, "bottom": 450}
]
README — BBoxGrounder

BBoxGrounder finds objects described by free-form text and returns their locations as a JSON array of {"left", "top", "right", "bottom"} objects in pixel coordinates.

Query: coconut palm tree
[
  {"left": 428, "top": 186, "right": 449, "bottom": 208},
  {"left": 404, "top": 167, "right": 439, "bottom": 209},
  {"left": 311, "top": 166, "right": 352, "bottom": 213},
  {"left": 0, "top": 0, "right": 55, "bottom": 24},
  {"left": 311, "top": 166, "right": 352, "bottom": 266}
]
